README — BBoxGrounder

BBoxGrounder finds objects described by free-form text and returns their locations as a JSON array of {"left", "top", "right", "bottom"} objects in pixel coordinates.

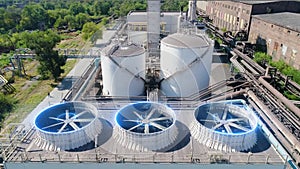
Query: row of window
[
  {"left": 212, "top": 9, "right": 248, "bottom": 30},
  {"left": 210, "top": 2, "right": 250, "bottom": 14}
]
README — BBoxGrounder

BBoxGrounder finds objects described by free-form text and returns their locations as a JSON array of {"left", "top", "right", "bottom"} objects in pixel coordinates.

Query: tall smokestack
[
  {"left": 188, "top": 0, "right": 197, "bottom": 21},
  {"left": 147, "top": 0, "right": 161, "bottom": 50}
]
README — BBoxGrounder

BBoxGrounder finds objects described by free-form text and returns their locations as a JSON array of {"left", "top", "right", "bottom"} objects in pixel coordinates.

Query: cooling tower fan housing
[
  {"left": 190, "top": 100, "right": 258, "bottom": 152},
  {"left": 34, "top": 102, "right": 102, "bottom": 151},
  {"left": 114, "top": 102, "right": 178, "bottom": 151}
]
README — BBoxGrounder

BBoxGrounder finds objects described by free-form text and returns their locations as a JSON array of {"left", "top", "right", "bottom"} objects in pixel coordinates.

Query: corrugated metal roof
[
  {"left": 161, "top": 33, "right": 209, "bottom": 48},
  {"left": 253, "top": 12, "right": 300, "bottom": 32}
]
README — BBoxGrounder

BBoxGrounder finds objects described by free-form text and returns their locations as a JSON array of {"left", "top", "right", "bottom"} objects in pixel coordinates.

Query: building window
[
  {"left": 289, "top": 49, "right": 297, "bottom": 65},
  {"left": 267, "top": 39, "right": 272, "bottom": 46},
  {"left": 281, "top": 44, "right": 287, "bottom": 56}
]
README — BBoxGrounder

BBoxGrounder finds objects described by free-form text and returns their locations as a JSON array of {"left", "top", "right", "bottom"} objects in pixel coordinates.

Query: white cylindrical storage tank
[
  {"left": 101, "top": 43, "right": 146, "bottom": 96},
  {"left": 160, "top": 33, "right": 213, "bottom": 97}
]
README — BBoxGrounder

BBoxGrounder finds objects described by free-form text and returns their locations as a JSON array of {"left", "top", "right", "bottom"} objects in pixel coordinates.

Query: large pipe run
[
  {"left": 208, "top": 89, "right": 247, "bottom": 102},
  {"left": 248, "top": 90, "right": 300, "bottom": 164},
  {"left": 259, "top": 76, "right": 300, "bottom": 119}
]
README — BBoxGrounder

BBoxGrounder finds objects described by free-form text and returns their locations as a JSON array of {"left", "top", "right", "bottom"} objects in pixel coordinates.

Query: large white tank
[
  {"left": 160, "top": 33, "right": 213, "bottom": 97},
  {"left": 101, "top": 43, "right": 146, "bottom": 96}
]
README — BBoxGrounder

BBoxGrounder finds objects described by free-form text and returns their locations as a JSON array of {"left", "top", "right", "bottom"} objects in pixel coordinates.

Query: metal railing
[{"left": 8, "top": 151, "right": 284, "bottom": 165}]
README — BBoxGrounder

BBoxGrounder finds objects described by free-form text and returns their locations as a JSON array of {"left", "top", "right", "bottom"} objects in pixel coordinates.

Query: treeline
[
  {"left": 0, "top": 0, "right": 148, "bottom": 34},
  {"left": 0, "top": 0, "right": 149, "bottom": 51},
  {"left": 0, "top": 0, "right": 188, "bottom": 79}
]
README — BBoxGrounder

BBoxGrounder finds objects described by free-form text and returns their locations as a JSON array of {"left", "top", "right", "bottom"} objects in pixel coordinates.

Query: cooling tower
[
  {"left": 34, "top": 102, "right": 102, "bottom": 151},
  {"left": 190, "top": 100, "right": 258, "bottom": 152},
  {"left": 113, "top": 102, "right": 178, "bottom": 151}
]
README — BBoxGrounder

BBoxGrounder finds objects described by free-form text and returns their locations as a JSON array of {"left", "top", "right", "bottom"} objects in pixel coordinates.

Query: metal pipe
[
  {"left": 248, "top": 90, "right": 300, "bottom": 164},
  {"left": 258, "top": 76, "right": 300, "bottom": 119},
  {"left": 208, "top": 89, "right": 247, "bottom": 102}
]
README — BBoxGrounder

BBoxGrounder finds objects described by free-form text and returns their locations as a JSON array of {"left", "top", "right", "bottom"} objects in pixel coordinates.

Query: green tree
[
  {"left": 75, "top": 13, "right": 90, "bottom": 30},
  {"left": 82, "top": 22, "right": 99, "bottom": 40},
  {"left": 69, "top": 2, "right": 85, "bottom": 15},
  {"left": 42, "top": 1, "right": 55, "bottom": 10},
  {"left": 20, "top": 4, "right": 49, "bottom": 30},
  {"left": 0, "top": 93, "right": 15, "bottom": 124},
  {"left": 253, "top": 52, "right": 272, "bottom": 66},
  {"left": 53, "top": 17, "right": 67, "bottom": 29},
  {"left": 19, "top": 30, "right": 66, "bottom": 81},
  {"left": 64, "top": 15, "right": 77, "bottom": 30}
]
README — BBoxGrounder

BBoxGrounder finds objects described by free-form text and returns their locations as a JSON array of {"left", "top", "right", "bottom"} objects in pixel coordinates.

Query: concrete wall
[
  {"left": 197, "top": 1, "right": 208, "bottom": 13},
  {"left": 127, "top": 12, "right": 184, "bottom": 34}
]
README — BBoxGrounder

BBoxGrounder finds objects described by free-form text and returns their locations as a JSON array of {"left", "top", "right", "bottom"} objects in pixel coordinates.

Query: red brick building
[
  {"left": 249, "top": 12, "right": 300, "bottom": 69},
  {"left": 205, "top": 1, "right": 300, "bottom": 33}
]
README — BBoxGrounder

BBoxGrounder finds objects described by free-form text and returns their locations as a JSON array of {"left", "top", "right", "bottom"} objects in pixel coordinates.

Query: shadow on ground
[
  {"left": 57, "top": 76, "right": 80, "bottom": 90},
  {"left": 155, "top": 121, "right": 191, "bottom": 152},
  {"left": 67, "top": 118, "right": 113, "bottom": 152},
  {"left": 242, "top": 128, "right": 271, "bottom": 153}
]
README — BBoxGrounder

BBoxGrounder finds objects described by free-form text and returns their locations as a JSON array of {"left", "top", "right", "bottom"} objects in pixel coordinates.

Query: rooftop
[
  {"left": 253, "top": 12, "right": 300, "bottom": 32},
  {"left": 237, "top": 0, "right": 283, "bottom": 5},
  {"left": 102, "top": 43, "right": 145, "bottom": 57},
  {"left": 128, "top": 11, "right": 182, "bottom": 16},
  {"left": 161, "top": 33, "right": 209, "bottom": 48}
]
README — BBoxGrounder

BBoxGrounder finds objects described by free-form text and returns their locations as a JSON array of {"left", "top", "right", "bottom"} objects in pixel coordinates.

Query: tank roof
[
  {"left": 102, "top": 43, "right": 145, "bottom": 57},
  {"left": 161, "top": 33, "right": 209, "bottom": 48}
]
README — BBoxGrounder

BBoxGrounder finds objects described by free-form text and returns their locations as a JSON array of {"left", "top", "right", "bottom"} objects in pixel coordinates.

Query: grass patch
[{"left": 2, "top": 59, "right": 77, "bottom": 128}]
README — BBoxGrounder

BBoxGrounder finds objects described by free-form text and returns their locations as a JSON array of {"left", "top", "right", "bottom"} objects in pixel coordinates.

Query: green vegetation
[
  {"left": 0, "top": 0, "right": 189, "bottom": 129},
  {"left": 161, "top": 0, "right": 188, "bottom": 11},
  {"left": 254, "top": 52, "right": 300, "bottom": 100},
  {"left": 254, "top": 52, "right": 300, "bottom": 85},
  {"left": 1, "top": 59, "right": 77, "bottom": 128},
  {"left": 82, "top": 22, "right": 100, "bottom": 40},
  {"left": 253, "top": 52, "right": 272, "bottom": 65},
  {"left": 0, "top": 93, "right": 16, "bottom": 123}
]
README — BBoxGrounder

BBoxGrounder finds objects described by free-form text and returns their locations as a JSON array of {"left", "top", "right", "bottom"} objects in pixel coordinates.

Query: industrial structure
[
  {"left": 1, "top": 1, "right": 300, "bottom": 169},
  {"left": 248, "top": 12, "right": 300, "bottom": 69},
  {"left": 198, "top": 0, "right": 300, "bottom": 70}
]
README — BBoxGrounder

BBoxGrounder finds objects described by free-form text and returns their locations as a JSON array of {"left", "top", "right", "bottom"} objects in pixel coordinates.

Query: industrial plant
[{"left": 1, "top": 1, "right": 300, "bottom": 169}]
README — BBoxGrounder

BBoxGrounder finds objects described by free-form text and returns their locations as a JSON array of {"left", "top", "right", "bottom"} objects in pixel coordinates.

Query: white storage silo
[
  {"left": 160, "top": 33, "right": 213, "bottom": 97},
  {"left": 101, "top": 43, "right": 146, "bottom": 96}
]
